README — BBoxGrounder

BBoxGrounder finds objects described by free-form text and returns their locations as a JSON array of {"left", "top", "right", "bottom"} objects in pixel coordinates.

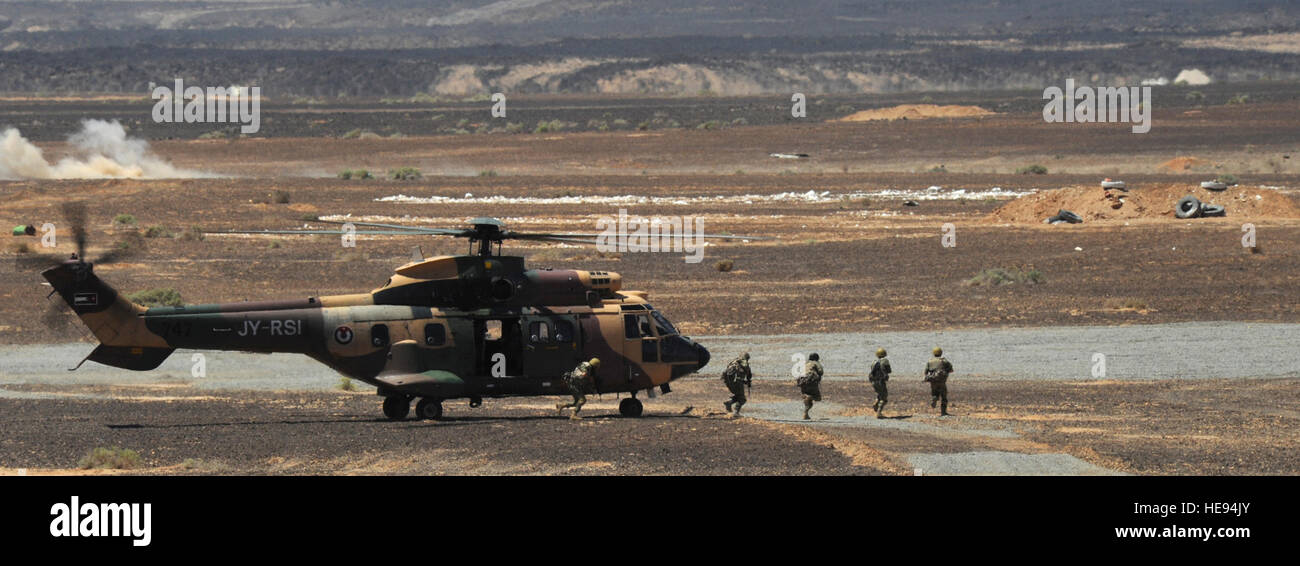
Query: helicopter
[{"left": 41, "top": 214, "right": 759, "bottom": 420}]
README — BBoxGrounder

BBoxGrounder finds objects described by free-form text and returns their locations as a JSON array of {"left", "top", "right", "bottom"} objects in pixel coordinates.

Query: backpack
[
  {"left": 870, "top": 360, "right": 887, "bottom": 381},
  {"left": 796, "top": 362, "right": 821, "bottom": 389},
  {"left": 721, "top": 359, "right": 744, "bottom": 385}
]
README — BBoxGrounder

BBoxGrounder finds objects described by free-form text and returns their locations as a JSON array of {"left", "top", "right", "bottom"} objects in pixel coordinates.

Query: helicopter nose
[{"left": 695, "top": 341, "right": 710, "bottom": 371}]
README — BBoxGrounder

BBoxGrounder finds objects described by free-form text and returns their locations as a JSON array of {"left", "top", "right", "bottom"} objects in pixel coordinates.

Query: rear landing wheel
[
  {"left": 619, "top": 397, "right": 643, "bottom": 418},
  {"left": 416, "top": 398, "right": 444, "bottom": 420},
  {"left": 383, "top": 396, "right": 410, "bottom": 421}
]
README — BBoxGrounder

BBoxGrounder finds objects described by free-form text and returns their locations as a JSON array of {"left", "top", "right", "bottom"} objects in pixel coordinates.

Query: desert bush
[
  {"left": 388, "top": 167, "right": 422, "bottom": 180},
  {"left": 127, "top": 287, "right": 184, "bottom": 307},
  {"left": 1015, "top": 164, "right": 1048, "bottom": 175},
  {"left": 339, "top": 169, "right": 372, "bottom": 179},
  {"left": 268, "top": 240, "right": 282, "bottom": 249},
  {"left": 696, "top": 120, "right": 722, "bottom": 130},
  {"left": 534, "top": 119, "right": 566, "bottom": 134},
  {"left": 197, "top": 130, "right": 227, "bottom": 140},
  {"left": 177, "top": 226, "right": 205, "bottom": 241},
  {"left": 637, "top": 121, "right": 650, "bottom": 131},
  {"left": 272, "top": 190, "right": 291, "bottom": 204},
  {"left": 143, "top": 225, "right": 174, "bottom": 238},
  {"left": 1185, "top": 91, "right": 1205, "bottom": 102},
  {"left": 78, "top": 446, "right": 141, "bottom": 470},
  {"left": 337, "top": 378, "right": 357, "bottom": 391},
  {"left": 479, "top": 169, "right": 498, "bottom": 177},
  {"left": 1226, "top": 93, "right": 1250, "bottom": 105},
  {"left": 113, "top": 213, "right": 137, "bottom": 226},
  {"left": 505, "top": 122, "right": 525, "bottom": 134},
  {"left": 1215, "top": 173, "right": 1239, "bottom": 185},
  {"left": 715, "top": 259, "right": 735, "bottom": 272},
  {"left": 341, "top": 128, "right": 363, "bottom": 139},
  {"left": 965, "top": 268, "right": 1044, "bottom": 286}
]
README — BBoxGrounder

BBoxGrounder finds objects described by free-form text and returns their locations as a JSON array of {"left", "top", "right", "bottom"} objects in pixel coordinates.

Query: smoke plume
[{"left": 0, "top": 119, "right": 207, "bottom": 180}]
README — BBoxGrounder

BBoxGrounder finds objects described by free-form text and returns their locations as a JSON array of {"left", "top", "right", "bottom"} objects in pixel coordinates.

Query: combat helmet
[
  {"left": 808, "top": 353, "right": 819, "bottom": 361},
  {"left": 589, "top": 358, "right": 602, "bottom": 368},
  {"left": 932, "top": 347, "right": 943, "bottom": 357},
  {"left": 876, "top": 348, "right": 887, "bottom": 358}
]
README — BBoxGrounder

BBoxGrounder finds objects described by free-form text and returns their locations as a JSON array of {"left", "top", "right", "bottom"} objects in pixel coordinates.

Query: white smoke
[{"left": 0, "top": 119, "right": 207, "bottom": 180}]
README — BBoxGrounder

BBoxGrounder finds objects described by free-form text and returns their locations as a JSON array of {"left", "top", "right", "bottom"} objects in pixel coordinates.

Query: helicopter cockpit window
[
  {"left": 625, "top": 314, "right": 655, "bottom": 338},
  {"left": 529, "top": 321, "right": 551, "bottom": 343},
  {"left": 424, "top": 323, "right": 446, "bottom": 346},
  {"left": 650, "top": 311, "right": 677, "bottom": 336},
  {"left": 554, "top": 320, "right": 574, "bottom": 343}
]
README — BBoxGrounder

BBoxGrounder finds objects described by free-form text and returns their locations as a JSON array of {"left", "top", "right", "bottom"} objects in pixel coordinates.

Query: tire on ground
[
  {"left": 1175, "top": 195, "right": 1203, "bottom": 219},
  {"left": 1056, "top": 209, "right": 1083, "bottom": 224},
  {"left": 1201, "top": 181, "right": 1228, "bottom": 191},
  {"left": 1200, "top": 204, "right": 1226, "bottom": 217}
]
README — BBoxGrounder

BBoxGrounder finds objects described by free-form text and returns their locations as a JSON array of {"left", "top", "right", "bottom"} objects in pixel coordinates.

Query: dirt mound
[
  {"left": 837, "top": 104, "right": 994, "bottom": 122},
  {"left": 985, "top": 183, "right": 1300, "bottom": 224},
  {"left": 1158, "top": 156, "right": 1212, "bottom": 171}
]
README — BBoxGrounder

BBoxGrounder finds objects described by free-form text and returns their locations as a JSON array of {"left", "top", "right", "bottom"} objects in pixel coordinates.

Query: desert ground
[{"left": 1, "top": 90, "right": 1297, "bottom": 474}]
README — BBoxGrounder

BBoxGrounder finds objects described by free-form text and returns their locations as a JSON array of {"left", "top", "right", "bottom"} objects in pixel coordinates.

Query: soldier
[
  {"left": 557, "top": 358, "right": 600, "bottom": 420},
  {"left": 721, "top": 352, "right": 753, "bottom": 416},
  {"left": 798, "top": 353, "right": 824, "bottom": 420},
  {"left": 923, "top": 347, "right": 954, "bottom": 416},
  {"left": 869, "top": 347, "right": 891, "bottom": 419}
]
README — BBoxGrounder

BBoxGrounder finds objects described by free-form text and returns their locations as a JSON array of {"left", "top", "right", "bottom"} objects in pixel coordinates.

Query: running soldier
[
  {"left": 798, "top": 353, "right": 824, "bottom": 420},
  {"left": 722, "top": 352, "right": 753, "bottom": 416},
  {"left": 923, "top": 347, "right": 953, "bottom": 416},
  {"left": 869, "top": 347, "right": 891, "bottom": 419},
  {"left": 557, "top": 358, "right": 600, "bottom": 420}
]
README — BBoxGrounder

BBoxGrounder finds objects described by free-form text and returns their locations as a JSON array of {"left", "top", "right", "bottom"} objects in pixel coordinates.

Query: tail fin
[{"left": 41, "top": 259, "right": 174, "bottom": 370}]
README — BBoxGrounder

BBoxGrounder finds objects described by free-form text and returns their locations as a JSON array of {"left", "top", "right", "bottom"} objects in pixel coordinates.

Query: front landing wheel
[
  {"left": 416, "top": 398, "right": 444, "bottom": 420},
  {"left": 382, "top": 396, "right": 410, "bottom": 421},
  {"left": 619, "top": 397, "right": 644, "bottom": 418}
]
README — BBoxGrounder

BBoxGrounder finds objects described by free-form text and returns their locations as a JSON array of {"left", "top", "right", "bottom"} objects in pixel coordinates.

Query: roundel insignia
[{"left": 334, "top": 325, "right": 354, "bottom": 345}]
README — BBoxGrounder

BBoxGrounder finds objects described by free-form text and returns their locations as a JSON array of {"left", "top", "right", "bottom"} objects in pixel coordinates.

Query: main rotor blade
[
  {"left": 508, "top": 231, "right": 772, "bottom": 241},
  {"left": 212, "top": 229, "right": 449, "bottom": 236},
  {"left": 310, "top": 219, "right": 467, "bottom": 235}
]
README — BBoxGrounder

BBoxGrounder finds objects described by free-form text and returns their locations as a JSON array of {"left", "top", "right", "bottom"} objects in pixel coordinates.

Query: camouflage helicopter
[{"left": 41, "top": 214, "right": 756, "bottom": 420}]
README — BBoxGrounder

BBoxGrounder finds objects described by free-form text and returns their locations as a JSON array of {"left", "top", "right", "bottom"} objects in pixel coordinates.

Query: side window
[
  {"left": 642, "top": 339, "right": 659, "bottom": 362},
  {"left": 424, "top": 323, "right": 446, "bottom": 346},
  {"left": 554, "top": 320, "right": 574, "bottom": 343},
  {"left": 624, "top": 314, "right": 638, "bottom": 339},
  {"left": 371, "top": 324, "right": 389, "bottom": 348},
  {"left": 529, "top": 321, "right": 550, "bottom": 343}
]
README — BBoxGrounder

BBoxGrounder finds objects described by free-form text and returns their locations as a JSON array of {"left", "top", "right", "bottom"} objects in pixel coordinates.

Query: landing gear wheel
[
  {"left": 383, "top": 396, "right": 410, "bottom": 421},
  {"left": 619, "top": 397, "right": 644, "bottom": 418},
  {"left": 416, "top": 398, "right": 444, "bottom": 420}
]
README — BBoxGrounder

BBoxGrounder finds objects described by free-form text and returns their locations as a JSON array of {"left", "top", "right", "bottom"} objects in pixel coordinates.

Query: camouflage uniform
[
  {"left": 799, "top": 357, "right": 824, "bottom": 420},
  {"left": 924, "top": 355, "right": 954, "bottom": 416},
  {"left": 721, "top": 354, "right": 753, "bottom": 415},
  {"left": 557, "top": 360, "right": 596, "bottom": 419},
  {"left": 869, "top": 354, "right": 891, "bottom": 418}
]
